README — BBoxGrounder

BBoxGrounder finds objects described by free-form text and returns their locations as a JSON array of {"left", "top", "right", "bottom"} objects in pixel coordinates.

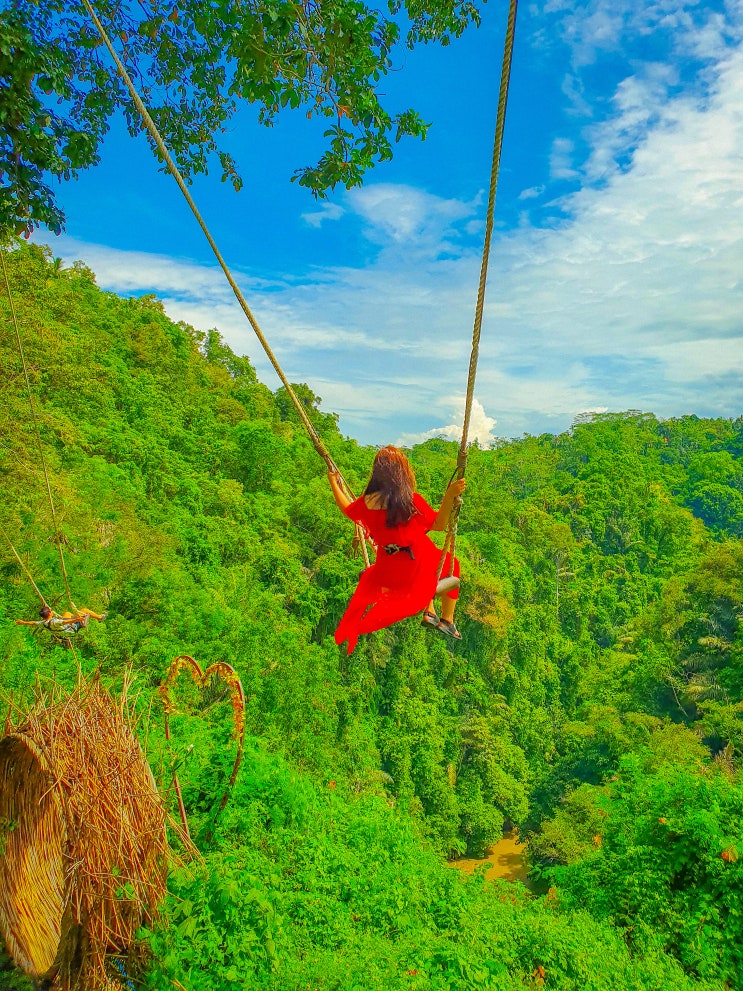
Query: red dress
[{"left": 335, "top": 493, "right": 460, "bottom": 654}]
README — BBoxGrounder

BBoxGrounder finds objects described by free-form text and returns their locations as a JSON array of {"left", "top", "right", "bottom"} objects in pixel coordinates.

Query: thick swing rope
[
  {"left": 1, "top": 250, "right": 76, "bottom": 609},
  {"left": 439, "top": 0, "right": 518, "bottom": 579},
  {"left": 82, "top": 0, "right": 370, "bottom": 568}
]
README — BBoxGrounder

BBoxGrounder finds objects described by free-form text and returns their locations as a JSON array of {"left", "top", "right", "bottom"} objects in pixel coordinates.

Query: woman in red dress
[{"left": 328, "top": 446, "right": 465, "bottom": 654}]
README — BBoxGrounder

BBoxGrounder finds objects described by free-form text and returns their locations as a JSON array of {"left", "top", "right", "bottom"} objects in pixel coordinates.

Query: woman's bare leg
[{"left": 440, "top": 595, "right": 457, "bottom": 624}]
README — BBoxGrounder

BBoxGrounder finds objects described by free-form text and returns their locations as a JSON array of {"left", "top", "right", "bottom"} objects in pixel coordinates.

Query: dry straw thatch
[{"left": 0, "top": 677, "right": 168, "bottom": 989}]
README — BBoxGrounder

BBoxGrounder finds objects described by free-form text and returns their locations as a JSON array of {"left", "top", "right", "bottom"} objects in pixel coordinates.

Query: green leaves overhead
[
  {"left": 0, "top": 9, "right": 102, "bottom": 234},
  {"left": 0, "top": 0, "right": 483, "bottom": 236}
]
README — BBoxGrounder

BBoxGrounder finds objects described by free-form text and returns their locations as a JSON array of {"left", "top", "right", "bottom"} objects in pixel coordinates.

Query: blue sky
[{"left": 37, "top": 0, "right": 743, "bottom": 446}]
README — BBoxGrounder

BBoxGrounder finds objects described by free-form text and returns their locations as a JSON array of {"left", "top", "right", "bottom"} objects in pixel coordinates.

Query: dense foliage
[
  {"left": 1, "top": 241, "right": 742, "bottom": 989},
  {"left": 0, "top": 0, "right": 482, "bottom": 235}
]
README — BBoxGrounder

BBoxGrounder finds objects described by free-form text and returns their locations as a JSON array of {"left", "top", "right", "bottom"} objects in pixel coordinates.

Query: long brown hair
[{"left": 364, "top": 446, "right": 417, "bottom": 527}]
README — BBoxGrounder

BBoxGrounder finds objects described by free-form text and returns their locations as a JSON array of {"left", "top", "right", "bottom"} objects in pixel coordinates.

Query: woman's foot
[
  {"left": 421, "top": 610, "right": 440, "bottom": 629},
  {"left": 437, "top": 619, "right": 462, "bottom": 640}
]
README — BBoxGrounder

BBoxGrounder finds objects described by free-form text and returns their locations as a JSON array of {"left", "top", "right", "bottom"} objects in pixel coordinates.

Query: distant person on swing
[
  {"left": 16, "top": 604, "right": 107, "bottom": 647},
  {"left": 328, "top": 445, "right": 465, "bottom": 654}
]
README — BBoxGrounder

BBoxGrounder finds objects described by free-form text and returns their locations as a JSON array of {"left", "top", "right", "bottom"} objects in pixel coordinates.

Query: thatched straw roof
[{"left": 0, "top": 679, "right": 168, "bottom": 990}]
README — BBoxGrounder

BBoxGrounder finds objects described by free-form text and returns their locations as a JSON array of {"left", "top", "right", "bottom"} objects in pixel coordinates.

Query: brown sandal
[
  {"left": 437, "top": 619, "right": 462, "bottom": 640},
  {"left": 421, "top": 610, "right": 440, "bottom": 629}
]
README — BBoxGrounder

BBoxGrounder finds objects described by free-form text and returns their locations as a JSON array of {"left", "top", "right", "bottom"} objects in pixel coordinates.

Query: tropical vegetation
[{"left": 1, "top": 240, "right": 742, "bottom": 989}]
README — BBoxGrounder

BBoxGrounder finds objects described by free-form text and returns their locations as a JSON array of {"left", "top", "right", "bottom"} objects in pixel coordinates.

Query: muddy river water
[{"left": 448, "top": 831, "right": 529, "bottom": 885}]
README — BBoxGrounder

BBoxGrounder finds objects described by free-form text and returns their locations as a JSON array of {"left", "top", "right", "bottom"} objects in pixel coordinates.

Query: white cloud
[
  {"left": 347, "top": 183, "right": 479, "bottom": 258},
  {"left": 518, "top": 185, "right": 545, "bottom": 200},
  {"left": 549, "top": 137, "right": 579, "bottom": 180},
  {"left": 583, "top": 66, "right": 679, "bottom": 180},
  {"left": 46, "top": 239, "right": 285, "bottom": 297},
  {"left": 301, "top": 202, "right": 345, "bottom": 228},
  {"left": 541, "top": 0, "right": 726, "bottom": 68},
  {"left": 396, "top": 398, "right": 497, "bottom": 448}
]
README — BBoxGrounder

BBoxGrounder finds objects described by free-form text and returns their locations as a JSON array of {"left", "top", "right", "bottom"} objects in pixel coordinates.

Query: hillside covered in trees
[{"left": 1, "top": 241, "right": 742, "bottom": 990}]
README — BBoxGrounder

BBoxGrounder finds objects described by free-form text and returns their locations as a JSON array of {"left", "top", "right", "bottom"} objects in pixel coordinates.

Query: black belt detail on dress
[{"left": 383, "top": 543, "right": 415, "bottom": 560}]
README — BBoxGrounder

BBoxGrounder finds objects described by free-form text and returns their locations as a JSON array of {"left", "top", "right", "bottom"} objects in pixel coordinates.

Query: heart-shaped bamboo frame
[{"left": 158, "top": 655, "right": 245, "bottom": 843}]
